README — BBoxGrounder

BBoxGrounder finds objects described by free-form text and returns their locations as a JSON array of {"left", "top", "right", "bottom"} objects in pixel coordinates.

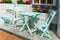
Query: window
[
  {"left": 40, "top": 0, "right": 46, "bottom": 4},
  {"left": 32, "top": 0, "right": 56, "bottom": 5},
  {"left": 34, "top": 0, "right": 39, "bottom": 4},
  {"left": 47, "top": 0, "right": 53, "bottom": 4}
]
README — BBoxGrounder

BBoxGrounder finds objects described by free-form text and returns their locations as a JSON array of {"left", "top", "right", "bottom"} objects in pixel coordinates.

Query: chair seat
[
  {"left": 0, "top": 16, "right": 12, "bottom": 25},
  {"left": 1, "top": 16, "right": 12, "bottom": 22},
  {"left": 37, "top": 21, "right": 48, "bottom": 27}
]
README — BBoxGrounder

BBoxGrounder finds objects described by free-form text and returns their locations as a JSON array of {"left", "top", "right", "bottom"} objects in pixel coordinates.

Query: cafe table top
[
  {"left": 6, "top": 7, "right": 40, "bottom": 17},
  {"left": 7, "top": 9, "right": 40, "bottom": 17},
  {"left": 16, "top": 12, "right": 40, "bottom": 17}
]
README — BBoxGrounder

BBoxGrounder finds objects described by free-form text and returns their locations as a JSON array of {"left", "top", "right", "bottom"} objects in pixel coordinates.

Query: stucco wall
[{"left": 0, "top": 3, "right": 58, "bottom": 24}]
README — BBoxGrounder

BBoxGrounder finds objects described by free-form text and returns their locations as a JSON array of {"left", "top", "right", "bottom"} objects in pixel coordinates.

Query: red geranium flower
[
  {"left": 39, "top": 8, "right": 43, "bottom": 12},
  {"left": 0, "top": 0, "right": 4, "bottom": 3},
  {"left": 26, "top": 0, "right": 30, "bottom": 4},
  {"left": 46, "top": 6, "right": 51, "bottom": 9}
]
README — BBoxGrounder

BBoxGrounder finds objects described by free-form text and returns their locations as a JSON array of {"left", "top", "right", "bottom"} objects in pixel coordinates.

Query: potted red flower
[
  {"left": 45, "top": 6, "right": 51, "bottom": 13},
  {"left": 0, "top": 0, "right": 4, "bottom": 3},
  {"left": 26, "top": 0, "right": 30, "bottom": 4}
]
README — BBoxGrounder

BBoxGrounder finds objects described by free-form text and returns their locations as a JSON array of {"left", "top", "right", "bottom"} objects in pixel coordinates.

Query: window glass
[
  {"left": 40, "top": 0, "right": 46, "bottom": 4},
  {"left": 47, "top": 0, "right": 53, "bottom": 4},
  {"left": 34, "top": 0, "right": 39, "bottom": 4}
]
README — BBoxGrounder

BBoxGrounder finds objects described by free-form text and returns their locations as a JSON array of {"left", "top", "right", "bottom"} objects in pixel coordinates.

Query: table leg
[
  {"left": 26, "top": 23, "right": 32, "bottom": 35},
  {"left": 25, "top": 16, "right": 32, "bottom": 35},
  {"left": 14, "top": 22, "right": 16, "bottom": 29},
  {"left": 29, "top": 15, "right": 37, "bottom": 27},
  {"left": 20, "top": 16, "right": 32, "bottom": 35}
]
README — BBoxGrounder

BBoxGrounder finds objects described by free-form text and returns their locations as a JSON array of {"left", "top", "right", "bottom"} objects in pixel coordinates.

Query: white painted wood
[
  {"left": 46, "top": 0, "right": 47, "bottom": 4},
  {"left": 39, "top": 0, "right": 40, "bottom": 4},
  {"left": 57, "top": 14, "right": 60, "bottom": 37},
  {"left": 32, "top": 0, "right": 34, "bottom": 4},
  {"left": 57, "top": 0, "right": 60, "bottom": 37},
  {"left": 32, "top": 0, "right": 56, "bottom": 6},
  {"left": 11, "top": 0, "right": 17, "bottom": 6}
]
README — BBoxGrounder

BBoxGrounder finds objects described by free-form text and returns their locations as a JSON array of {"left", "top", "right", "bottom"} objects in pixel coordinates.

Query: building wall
[
  {"left": 0, "top": 4, "right": 33, "bottom": 23},
  {"left": 0, "top": 3, "right": 58, "bottom": 24}
]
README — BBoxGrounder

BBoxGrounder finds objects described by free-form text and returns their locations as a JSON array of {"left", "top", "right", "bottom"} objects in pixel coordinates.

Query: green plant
[
  {"left": 4, "top": 0, "right": 12, "bottom": 3},
  {"left": 17, "top": 0, "right": 24, "bottom": 4}
]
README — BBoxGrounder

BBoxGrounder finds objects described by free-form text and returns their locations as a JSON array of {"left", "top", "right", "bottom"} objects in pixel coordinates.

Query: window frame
[{"left": 32, "top": 0, "right": 56, "bottom": 6}]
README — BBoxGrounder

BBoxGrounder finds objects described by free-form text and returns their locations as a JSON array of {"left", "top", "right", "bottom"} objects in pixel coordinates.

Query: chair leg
[
  {"left": 9, "top": 22, "right": 11, "bottom": 26},
  {"left": 31, "top": 23, "right": 37, "bottom": 33},
  {"left": 26, "top": 23, "right": 32, "bottom": 35},
  {"left": 45, "top": 30, "right": 52, "bottom": 39},
  {"left": 40, "top": 32, "right": 44, "bottom": 38},
  {"left": 31, "top": 28, "right": 37, "bottom": 33},
  {"left": 46, "top": 33, "right": 52, "bottom": 39},
  {"left": 20, "top": 24, "right": 25, "bottom": 31},
  {"left": 40, "top": 30, "right": 50, "bottom": 37},
  {"left": 14, "top": 23, "right": 16, "bottom": 29},
  {"left": 13, "top": 21, "right": 17, "bottom": 29},
  {"left": 46, "top": 30, "right": 50, "bottom": 35},
  {"left": 40, "top": 28, "right": 52, "bottom": 39}
]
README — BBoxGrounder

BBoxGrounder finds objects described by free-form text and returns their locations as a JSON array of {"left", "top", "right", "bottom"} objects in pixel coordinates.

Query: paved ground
[{"left": 0, "top": 24, "right": 59, "bottom": 40}]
